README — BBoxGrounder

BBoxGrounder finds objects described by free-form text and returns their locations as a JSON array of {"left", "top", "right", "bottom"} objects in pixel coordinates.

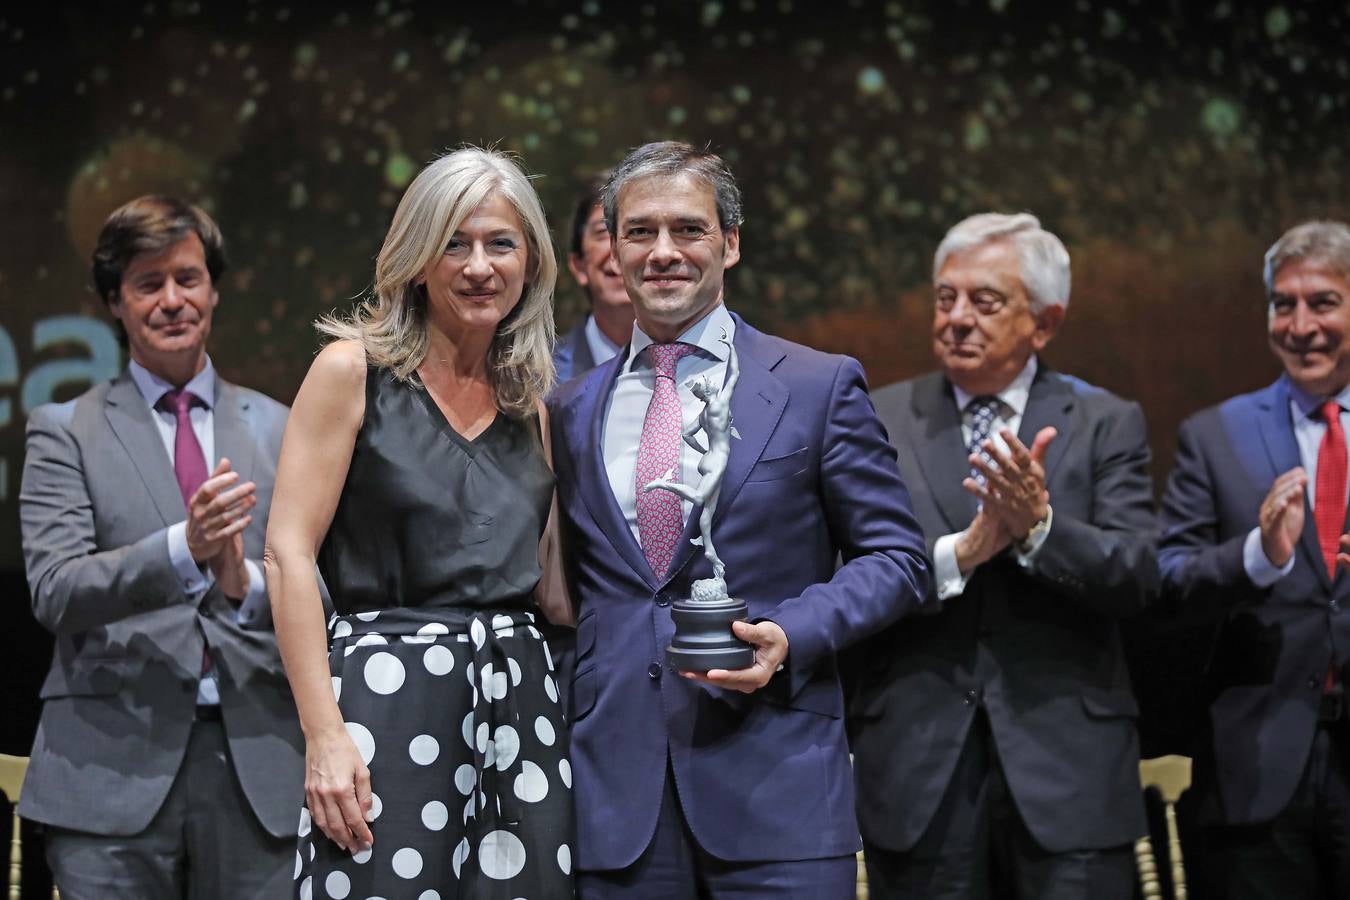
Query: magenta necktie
[
  {"left": 635, "top": 342, "right": 696, "bottom": 578},
  {"left": 158, "top": 388, "right": 214, "bottom": 678},
  {"left": 158, "top": 388, "right": 208, "bottom": 506}
]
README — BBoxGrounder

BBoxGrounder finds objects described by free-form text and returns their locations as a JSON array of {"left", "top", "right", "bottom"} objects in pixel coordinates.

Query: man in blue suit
[
  {"left": 552, "top": 174, "right": 634, "bottom": 383},
  {"left": 1160, "top": 220, "right": 1350, "bottom": 898},
  {"left": 548, "top": 141, "right": 931, "bottom": 898}
]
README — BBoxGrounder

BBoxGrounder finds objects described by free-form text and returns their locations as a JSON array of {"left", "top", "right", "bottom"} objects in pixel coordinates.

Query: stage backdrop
[{"left": 2, "top": 1, "right": 1348, "bottom": 572}]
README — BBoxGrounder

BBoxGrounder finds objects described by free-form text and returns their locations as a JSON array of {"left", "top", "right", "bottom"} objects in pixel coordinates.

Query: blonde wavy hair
[{"left": 319, "top": 147, "right": 557, "bottom": 416}]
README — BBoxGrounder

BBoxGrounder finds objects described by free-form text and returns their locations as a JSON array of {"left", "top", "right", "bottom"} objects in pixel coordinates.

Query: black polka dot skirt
[{"left": 294, "top": 607, "right": 574, "bottom": 899}]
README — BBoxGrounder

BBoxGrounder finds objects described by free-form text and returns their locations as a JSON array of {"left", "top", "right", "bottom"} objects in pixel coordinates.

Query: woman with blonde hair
[{"left": 266, "top": 146, "right": 574, "bottom": 898}]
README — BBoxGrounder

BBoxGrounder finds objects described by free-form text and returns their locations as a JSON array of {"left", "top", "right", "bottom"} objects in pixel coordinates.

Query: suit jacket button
[
  {"left": 1310, "top": 675, "right": 1322, "bottom": 689},
  {"left": 964, "top": 690, "right": 977, "bottom": 706},
  {"left": 656, "top": 594, "right": 671, "bottom": 607},
  {"left": 1332, "top": 599, "right": 1341, "bottom": 612},
  {"left": 648, "top": 662, "right": 662, "bottom": 680}
]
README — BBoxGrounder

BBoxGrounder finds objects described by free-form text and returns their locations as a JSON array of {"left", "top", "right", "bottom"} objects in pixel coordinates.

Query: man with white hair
[
  {"left": 1159, "top": 220, "right": 1350, "bottom": 898},
  {"left": 847, "top": 212, "right": 1158, "bottom": 898}
]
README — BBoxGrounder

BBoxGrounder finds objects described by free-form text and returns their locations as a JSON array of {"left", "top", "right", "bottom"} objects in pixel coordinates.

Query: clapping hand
[{"left": 964, "top": 427, "right": 1056, "bottom": 540}]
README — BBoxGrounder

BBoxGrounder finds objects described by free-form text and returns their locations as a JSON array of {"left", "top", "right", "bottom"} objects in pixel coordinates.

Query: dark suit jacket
[
  {"left": 548, "top": 314, "right": 931, "bottom": 869},
  {"left": 849, "top": 366, "right": 1157, "bottom": 854},
  {"left": 18, "top": 370, "right": 303, "bottom": 839},
  {"left": 552, "top": 316, "right": 596, "bottom": 385},
  {"left": 1159, "top": 374, "right": 1350, "bottom": 826}
]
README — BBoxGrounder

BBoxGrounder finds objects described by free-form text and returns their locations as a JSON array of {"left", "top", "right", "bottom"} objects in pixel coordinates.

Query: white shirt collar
[
  {"left": 582, "top": 313, "right": 623, "bottom": 368},
  {"left": 1288, "top": 378, "right": 1350, "bottom": 425},
  {"left": 951, "top": 354, "right": 1039, "bottom": 417},
  {"left": 128, "top": 356, "right": 216, "bottom": 411},
  {"left": 625, "top": 302, "right": 736, "bottom": 373}
]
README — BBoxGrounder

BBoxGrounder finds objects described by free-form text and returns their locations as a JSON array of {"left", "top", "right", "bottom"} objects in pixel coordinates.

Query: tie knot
[
  {"left": 646, "top": 342, "right": 695, "bottom": 379},
  {"left": 966, "top": 395, "right": 1000, "bottom": 420},
  {"left": 157, "top": 388, "right": 202, "bottom": 416},
  {"left": 1322, "top": 400, "right": 1343, "bottom": 423}
]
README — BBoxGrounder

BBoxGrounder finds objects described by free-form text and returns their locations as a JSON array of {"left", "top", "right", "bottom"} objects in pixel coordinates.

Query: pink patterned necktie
[
  {"left": 635, "top": 342, "right": 696, "bottom": 578},
  {"left": 158, "top": 388, "right": 208, "bottom": 505}
]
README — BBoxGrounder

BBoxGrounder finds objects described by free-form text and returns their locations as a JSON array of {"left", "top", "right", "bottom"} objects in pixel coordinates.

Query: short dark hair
[
  {"left": 92, "top": 195, "right": 227, "bottom": 308},
  {"left": 602, "top": 142, "right": 743, "bottom": 237},
  {"left": 569, "top": 173, "right": 610, "bottom": 257}
]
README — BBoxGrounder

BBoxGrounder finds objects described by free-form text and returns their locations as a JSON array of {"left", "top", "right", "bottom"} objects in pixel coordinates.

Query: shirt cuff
[
  {"left": 1015, "top": 506, "right": 1054, "bottom": 569},
  {"left": 1243, "top": 527, "right": 1295, "bottom": 587},
  {"left": 167, "top": 522, "right": 212, "bottom": 597},
  {"left": 934, "top": 532, "right": 968, "bottom": 601},
  {"left": 236, "top": 559, "right": 269, "bottom": 628}
]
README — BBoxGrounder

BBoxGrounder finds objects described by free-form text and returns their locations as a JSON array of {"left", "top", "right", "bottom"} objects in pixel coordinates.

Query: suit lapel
[
  {"left": 565, "top": 353, "right": 659, "bottom": 589},
  {"left": 1256, "top": 377, "right": 1331, "bottom": 590},
  {"left": 1018, "top": 366, "right": 1076, "bottom": 490},
  {"left": 104, "top": 372, "right": 184, "bottom": 526},
  {"left": 212, "top": 378, "right": 257, "bottom": 485},
  {"left": 663, "top": 322, "right": 789, "bottom": 585},
  {"left": 571, "top": 320, "right": 597, "bottom": 374},
  {"left": 908, "top": 375, "right": 977, "bottom": 532}
]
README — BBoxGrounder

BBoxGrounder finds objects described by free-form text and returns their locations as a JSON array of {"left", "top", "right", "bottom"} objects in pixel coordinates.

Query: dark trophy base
[{"left": 666, "top": 593, "right": 755, "bottom": 673}]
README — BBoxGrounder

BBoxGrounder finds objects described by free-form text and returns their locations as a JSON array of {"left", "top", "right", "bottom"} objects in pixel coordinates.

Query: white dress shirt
[
  {"left": 932, "top": 355, "right": 1051, "bottom": 600},
  {"left": 602, "top": 303, "right": 736, "bottom": 543},
  {"left": 583, "top": 313, "right": 623, "bottom": 370},
  {"left": 1243, "top": 380, "right": 1350, "bottom": 586},
  {"left": 129, "top": 357, "right": 268, "bottom": 704}
]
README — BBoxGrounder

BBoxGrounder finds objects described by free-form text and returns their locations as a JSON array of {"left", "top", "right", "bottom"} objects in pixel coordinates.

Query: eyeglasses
[{"left": 935, "top": 289, "right": 1008, "bottom": 316}]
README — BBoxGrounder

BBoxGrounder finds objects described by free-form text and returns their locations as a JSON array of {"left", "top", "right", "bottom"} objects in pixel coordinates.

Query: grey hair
[
  {"left": 318, "top": 147, "right": 557, "bottom": 417},
  {"left": 1263, "top": 221, "right": 1350, "bottom": 294},
  {"left": 934, "top": 212, "right": 1071, "bottom": 313},
  {"left": 602, "top": 141, "right": 743, "bottom": 236}
]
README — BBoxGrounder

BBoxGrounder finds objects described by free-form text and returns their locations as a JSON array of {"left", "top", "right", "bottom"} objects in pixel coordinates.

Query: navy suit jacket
[
  {"left": 548, "top": 313, "right": 930, "bottom": 869},
  {"left": 552, "top": 317, "right": 596, "bottom": 385},
  {"left": 1159, "top": 374, "right": 1350, "bottom": 825},
  {"left": 850, "top": 368, "right": 1156, "bottom": 854}
]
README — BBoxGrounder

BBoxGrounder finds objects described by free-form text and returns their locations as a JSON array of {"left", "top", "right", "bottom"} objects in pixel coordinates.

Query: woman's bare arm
[
  {"left": 264, "top": 338, "right": 372, "bottom": 852},
  {"left": 534, "top": 400, "right": 575, "bottom": 627}
]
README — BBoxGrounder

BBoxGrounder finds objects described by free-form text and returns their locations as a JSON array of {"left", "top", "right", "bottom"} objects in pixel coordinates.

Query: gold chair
[
  {"left": 1135, "top": 754, "right": 1192, "bottom": 900},
  {"left": 856, "top": 846, "right": 868, "bottom": 900},
  {"left": 0, "top": 753, "right": 58, "bottom": 900}
]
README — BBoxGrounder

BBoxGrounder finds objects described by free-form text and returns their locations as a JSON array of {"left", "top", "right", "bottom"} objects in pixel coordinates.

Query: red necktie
[{"left": 1315, "top": 399, "right": 1347, "bottom": 580}]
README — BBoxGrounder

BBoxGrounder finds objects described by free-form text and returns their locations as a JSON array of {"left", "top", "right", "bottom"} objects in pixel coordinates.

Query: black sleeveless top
[{"left": 318, "top": 366, "right": 554, "bottom": 615}]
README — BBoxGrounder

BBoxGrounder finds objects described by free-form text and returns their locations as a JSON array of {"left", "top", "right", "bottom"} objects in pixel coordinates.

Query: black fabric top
[{"left": 319, "top": 365, "right": 554, "bottom": 615}]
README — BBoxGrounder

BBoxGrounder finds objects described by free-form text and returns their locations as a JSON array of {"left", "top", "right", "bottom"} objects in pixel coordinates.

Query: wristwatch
[{"left": 1016, "top": 506, "right": 1053, "bottom": 556}]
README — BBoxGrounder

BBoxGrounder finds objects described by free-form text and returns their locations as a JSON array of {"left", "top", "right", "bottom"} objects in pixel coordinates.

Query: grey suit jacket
[
  {"left": 18, "top": 370, "right": 304, "bottom": 839},
  {"left": 846, "top": 366, "right": 1158, "bottom": 854}
]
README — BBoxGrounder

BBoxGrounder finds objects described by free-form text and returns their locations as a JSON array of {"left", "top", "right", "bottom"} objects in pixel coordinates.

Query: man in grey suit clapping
[{"left": 19, "top": 196, "right": 302, "bottom": 899}]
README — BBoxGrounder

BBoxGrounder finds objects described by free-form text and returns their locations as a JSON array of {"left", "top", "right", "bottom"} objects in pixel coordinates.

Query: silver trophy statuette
[{"left": 642, "top": 329, "right": 755, "bottom": 671}]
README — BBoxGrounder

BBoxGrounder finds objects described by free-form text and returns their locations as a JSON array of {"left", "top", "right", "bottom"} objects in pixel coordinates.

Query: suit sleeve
[
  {"left": 21, "top": 404, "right": 190, "bottom": 635},
  {"left": 762, "top": 357, "right": 932, "bottom": 695},
  {"left": 1158, "top": 416, "right": 1262, "bottom": 611},
  {"left": 1018, "top": 399, "right": 1160, "bottom": 617}
]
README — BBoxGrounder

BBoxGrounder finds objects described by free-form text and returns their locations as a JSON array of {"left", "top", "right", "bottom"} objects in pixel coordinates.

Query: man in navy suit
[
  {"left": 1160, "top": 220, "right": 1350, "bottom": 898},
  {"left": 548, "top": 141, "right": 931, "bottom": 898},
  {"left": 552, "top": 174, "right": 634, "bottom": 383}
]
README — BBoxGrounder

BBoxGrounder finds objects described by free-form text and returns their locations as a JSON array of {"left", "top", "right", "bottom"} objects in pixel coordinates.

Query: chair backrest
[
  {"left": 0, "top": 754, "right": 58, "bottom": 900},
  {"left": 1136, "top": 755, "right": 1193, "bottom": 900}
]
